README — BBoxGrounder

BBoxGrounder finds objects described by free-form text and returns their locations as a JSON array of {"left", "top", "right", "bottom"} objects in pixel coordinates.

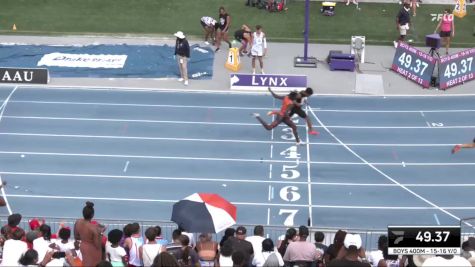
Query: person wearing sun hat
[
  {"left": 327, "top": 233, "right": 370, "bottom": 267},
  {"left": 174, "top": 31, "right": 190, "bottom": 86}
]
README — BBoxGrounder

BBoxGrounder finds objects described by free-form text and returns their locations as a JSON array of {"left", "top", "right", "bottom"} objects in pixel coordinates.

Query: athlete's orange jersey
[{"left": 279, "top": 96, "right": 293, "bottom": 116}]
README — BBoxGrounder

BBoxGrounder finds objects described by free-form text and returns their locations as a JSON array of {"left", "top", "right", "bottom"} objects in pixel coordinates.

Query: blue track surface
[{"left": 0, "top": 86, "right": 474, "bottom": 230}]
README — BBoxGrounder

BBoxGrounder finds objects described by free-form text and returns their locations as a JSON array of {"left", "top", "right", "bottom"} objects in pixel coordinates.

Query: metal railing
[{"left": 0, "top": 215, "right": 386, "bottom": 250}]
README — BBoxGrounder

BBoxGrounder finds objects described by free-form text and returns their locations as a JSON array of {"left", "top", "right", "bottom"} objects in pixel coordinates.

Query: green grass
[{"left": 0, "top": 0, "right": 473, "bottom": 46}]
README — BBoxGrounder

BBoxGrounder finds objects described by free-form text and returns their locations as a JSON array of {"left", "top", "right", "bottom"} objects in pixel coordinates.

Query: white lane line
[
  {"left": 268, "top": 185, "right": 272, "bottom": 201},
  {"left": 426, "top": 121, "right": 431, "bottom": 127},
  {"left": 305, "top": 104, "right": 313, "bottom": 227},
  {"left": 8, "top": 100, "right": 475, "bottom": 113},
  {"left": 0, "top": 151, "right": 300, "bottom": 164},
  {"left": 3, "top": 171, "right": 475, "bottom": 187},
  {"left": 9, "top": 100, "right": 272, "bottom": 111},
  {"left": 0, "top": 85, "right": 19, "bottom": 216},
  {"left": 4, "top": 115, "right": 474, "bottom": 129},
  {"left": 308, "top": 105, "right": 462, "bottom": 223},
  {"left": 268, "top": 164, "right": 272, "bottom": 179},
  {"left": 123, "top": 161, "right": 130, "bottom": 173},
  {"left": 1, "top": 151, "right": 474, "bottom": 166},
  {"left": 5, "top": 194, "right": 475, "bottom": 210},
  {"left": 8, "top": 83, "right": 475, "bottom": 96},
  {"left": 434, "top": 214, "right": 441, "bottom": 225},
  {"left": 420, "top": 111, "right": 425, "bottom": 117},
  {"left": 267, "top": 208, "right": 270, "bottom": 225},
  {"left": 311, "top": 109, "right": 475, "bottom": 113},
  {"left": 0, "top": 132, "right": 463, "bottom": 147}
]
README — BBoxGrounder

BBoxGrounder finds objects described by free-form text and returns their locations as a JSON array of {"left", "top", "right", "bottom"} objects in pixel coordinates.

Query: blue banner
[{"left": 0, "top": 44, "right": 214, "bottom": 79}]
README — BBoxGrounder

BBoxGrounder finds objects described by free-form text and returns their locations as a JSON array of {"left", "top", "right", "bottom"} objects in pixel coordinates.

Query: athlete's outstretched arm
[{"left": 268, "top": 87, "right": 284, "bottom": 100}]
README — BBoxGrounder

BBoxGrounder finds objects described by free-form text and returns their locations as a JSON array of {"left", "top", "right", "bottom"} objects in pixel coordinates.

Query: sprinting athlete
[
  {"left": 268, "top": 87, "right": 319, "bottom": 135},
  {"left": 252, "top": 91, "right": 302, "bottom": 145},
  {"left": 452, "top": 138, "right": 475, "bottom": 154}
]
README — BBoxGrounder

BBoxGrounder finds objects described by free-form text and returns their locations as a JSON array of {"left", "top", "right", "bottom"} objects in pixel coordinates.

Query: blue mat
[{"left": 0, "top": 44, "right": 214, "bottom": 79}]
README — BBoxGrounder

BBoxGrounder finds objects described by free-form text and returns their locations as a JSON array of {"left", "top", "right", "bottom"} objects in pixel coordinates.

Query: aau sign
[{"left": 0, "top": 67, "right": 49, "bottom": 84}]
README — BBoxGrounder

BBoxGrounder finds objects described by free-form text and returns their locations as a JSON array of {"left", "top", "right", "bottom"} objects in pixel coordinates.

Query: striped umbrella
[{"left": 171, "top": 193, "right": 237, "bottom": 233}]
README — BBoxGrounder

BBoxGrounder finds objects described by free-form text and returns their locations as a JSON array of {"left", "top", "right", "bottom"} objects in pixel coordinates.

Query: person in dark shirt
[
  {"left": 215, "top": 6, "right": 232, "bottom": 52},
  {"left": 224, "top": 226, "right": 254, "bottom": 267},
  {"left": 394, "top": 2, "right": 411, "bottom": 48},
  {"left": 174, "top": 31, "right": 190, "bottom": 86}
]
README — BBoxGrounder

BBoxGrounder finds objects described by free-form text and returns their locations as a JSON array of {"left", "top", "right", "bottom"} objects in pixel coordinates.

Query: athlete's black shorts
[{"left": 289, "top": 106, "right": 307, "bottom": 119}]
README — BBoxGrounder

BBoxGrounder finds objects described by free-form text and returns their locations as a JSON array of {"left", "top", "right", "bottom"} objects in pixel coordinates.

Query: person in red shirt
[{"left": 252, "top": 91, "right": 302, "bottom": 145}]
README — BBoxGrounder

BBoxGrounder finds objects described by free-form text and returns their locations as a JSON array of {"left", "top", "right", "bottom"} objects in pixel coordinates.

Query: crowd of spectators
[{"left": 1, "top": 202, "right": 475, "bottom": 267}]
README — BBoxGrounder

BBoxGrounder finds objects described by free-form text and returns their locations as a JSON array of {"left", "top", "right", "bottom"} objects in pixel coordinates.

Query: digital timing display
[
  {"left": 388, "top": 226, "right": 461, "bottom": 255},
  {"left": 391, "top": 42, "right": 437, "bottom": 88},
  {"left": 438, "top": 48, "right": 475, "bottom": 90}
]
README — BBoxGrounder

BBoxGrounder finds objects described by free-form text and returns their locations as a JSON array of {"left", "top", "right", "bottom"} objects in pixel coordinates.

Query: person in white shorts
[
  {"left": 394, "top": 2, "right": 411, "bottom": 48},
  {"left": 250, "top": 25, "right": 267, "bottom": 74}
]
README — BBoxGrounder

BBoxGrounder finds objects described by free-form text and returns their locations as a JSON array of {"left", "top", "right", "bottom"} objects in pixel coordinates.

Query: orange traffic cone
[{"left": 12, "top": 24, "right": 17, "bottom": 31}]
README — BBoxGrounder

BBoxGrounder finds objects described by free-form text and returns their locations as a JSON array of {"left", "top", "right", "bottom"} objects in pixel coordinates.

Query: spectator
[
  {"left": 1, "top": 227, "right": 28, "bottom": 266},
  {"left": 234, "top": 24, "right": 252, "bottom": 56},
  {"left": 434, "top": 8, "right": 455, "bottom": 55},
  {"left": 152, "top": 251, "right": 180, "bottom": 267},
  {"left": 394, "top": 2, "right": 411, "bottom": 48},
  {"left": 367, "top": 235, "right": 386, "bottom": 267},
  {"left": 1, "top": 213, "right": 24, "bottom": 240},
  {"left": 200, "top": 16, "right": 217, "bottom": 45},
  {"left": 219, "top": 228, "right": 235, "bottom": 247},
  {"left": 224, "top": 226, "right": 254, "bottom": 267},
  {"left": 245, "top": 225, "right": 265, "bottom": 260},
  {"left": 74, "top": 201, "right": 102, "bottom": 267},
  {"left": 379, "top": 245, "right": 401, "bottom": 267},
  {"left": 421, "top": 255, "right": 471, "bottom": 267},
  {"left": 196, "top": 233, "right": 218, "bottom": 267},
  {"left": 140, "top": 227, "right": 166, "bottom": 267},
  {"left": 166, "top": 229, "right": 183, "bottom": 259},
  {"left": 54, "top": 227, "right": 75, "bottom": 253},
  {"left": 106, "top": 229, "right": 127, "bottom": 267},
  {"left": 326, "top": 233, "right": 370, "bottom": 267},
  {"left": 283, "top": 226, "right": 319, "bottom": 264},
  {"left": 219, "top": 239, "right": 234, "bottom": 267},
  {"left": 277, "top": 227, "right": 297, "bottom": 258},
  {"left": 232, "top": 250, "right": 246, "bottom": 267},
  {"left": 178, "top": 226, "right": 196, "bottom": 249},
  {"left": 123, "top": 222, "right": 143, "bottom": 267},
  {"left": 175, "top": 234, "right": 200, "bottom": 267},
  {"left": 174, "top": 31, "right": 190, "bottom": 86},
  {"left": 314, "top": 231, "right": 328, "bottom": 256},
  {"left": 409, "top": 0, "right": 418, "bottom": 16},
  {"left": 19, "top": 249, "right": 39, "bottom": 266},
  {"left": 250, "top": 25, "right": 267, "bottom": 74},
  {"left": 324, "top": 230, "right": 346, "bottom": 264},
  {"left": 462, "top": 240, "right": 475, "bottom": 259},
  {"left": 215, "top": 6, "right": 232, "bottom": 52},
  {"left": 29, "top": 218, "right": 44, "bottom": 231},
  {"left": 154, "top": 226, "right": 168, "bottom": 246},
  {"left": 252, "top": 238, "right": 284, "bottom": 267},
  {"left": 33, "top": 224, "right": 53, "bottom": 263},
  {"left": 346, "top": 0, "right": 358, "bottom": 6}
]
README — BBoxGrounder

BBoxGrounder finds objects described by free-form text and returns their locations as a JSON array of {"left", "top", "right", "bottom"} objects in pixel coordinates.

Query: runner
[
  {"left": 252, "top": 91, "right": 302, "bottom": 145},
  {"left": 268, "top": 87, "right": 319, "bottom": 135},
  {"left": 452, "top": 138, "right": 475, "bottom": 154}
]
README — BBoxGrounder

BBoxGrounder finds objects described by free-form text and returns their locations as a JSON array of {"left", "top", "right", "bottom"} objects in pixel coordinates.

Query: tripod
[
  {"left": 428, "top": 47, "right": 441, "bottom": 88},
  {"left": 429, "top": 47, "right": 440, "bottom": 59}
]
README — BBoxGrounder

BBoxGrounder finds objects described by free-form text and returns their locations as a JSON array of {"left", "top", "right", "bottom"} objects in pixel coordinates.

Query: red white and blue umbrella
[{"left": 171, "top": 193, "right": 237, "bottom": 233}]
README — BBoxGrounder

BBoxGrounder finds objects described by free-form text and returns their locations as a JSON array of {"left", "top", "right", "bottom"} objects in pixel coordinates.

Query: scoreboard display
[
  {"left": 438, "top": 48, "right": 475, "bottom": 90},
  {"left": 391, "top": 42, "right": 437, "bottom": 88},
  {"left": 388, "top": 226, "right": 461, "bottom": 255}
]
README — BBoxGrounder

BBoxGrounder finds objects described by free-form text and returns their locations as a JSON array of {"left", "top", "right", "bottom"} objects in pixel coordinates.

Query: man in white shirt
[
  {"left": 2, "top": 228, "right": 28, "bottom": 266},
  {"left": 246, "top": 225, "right": 265, "bottom": 254}
]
